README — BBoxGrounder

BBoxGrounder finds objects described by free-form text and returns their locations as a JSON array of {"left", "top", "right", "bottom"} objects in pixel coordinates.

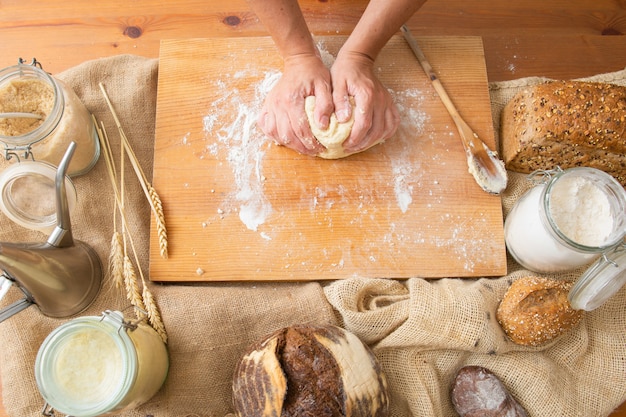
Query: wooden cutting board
[{"left": 149, "top": 36, "right": 507, "bottom": 281}]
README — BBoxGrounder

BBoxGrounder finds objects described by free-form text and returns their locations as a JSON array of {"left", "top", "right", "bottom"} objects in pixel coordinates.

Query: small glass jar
[
  {"left": 35, "top": 310, "right": 169, "bottom": 417},
  {"left": 0, "top": 59, "right": 100, "bottom": 176},
  {"left": 0, "top": 160, "right": 77, "bottom": 232},
  {"left": 504, "top": 167, "right": 626, "bottom": 273}
]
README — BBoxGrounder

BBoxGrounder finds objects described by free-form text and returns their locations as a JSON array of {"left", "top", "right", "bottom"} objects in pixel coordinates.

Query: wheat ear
[
  {"left": 142, "top": 286, "right": 168, "bottom": 343},
  {"left": 122, "top": 255, "right": 146, "bottom": 312},
  {"left": 108, "top": 232, "right": 124, "bottom": 289}
]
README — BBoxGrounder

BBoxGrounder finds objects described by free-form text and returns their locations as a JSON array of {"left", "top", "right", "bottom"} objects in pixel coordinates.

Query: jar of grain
[
  {"left": 35, "top": 310, "right": 169, "bottom": 417},
  {"left": 504, "top": 167, "right": 626, "bottom": 273},
  {"left": 0, "top": 59, "right": 99, "bottom": 176}
]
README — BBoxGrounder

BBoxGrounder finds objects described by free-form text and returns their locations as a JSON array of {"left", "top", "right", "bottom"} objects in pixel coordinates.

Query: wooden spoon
[{"left": 401, "top": 26, "right": 507, "bottom": 195}]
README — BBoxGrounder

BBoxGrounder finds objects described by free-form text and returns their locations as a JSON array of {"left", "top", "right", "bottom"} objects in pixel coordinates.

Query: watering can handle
[
  {"left": 0, "top": 297, "right": 32, "bottom": 323},
  {"left": 0, "top": 275, "right": 33, "bottom": 323}
]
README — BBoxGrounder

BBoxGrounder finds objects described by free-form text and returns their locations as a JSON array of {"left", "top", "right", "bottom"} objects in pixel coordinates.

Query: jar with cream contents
[
  {"left": 0, "top": 59, "right": 99, "bottom": 176},
  {"left": 35, "top": 310, "right": 169, "bottom": 417},
  {"left": 504, "top": 167, "right": 626, "bottom": 273}
]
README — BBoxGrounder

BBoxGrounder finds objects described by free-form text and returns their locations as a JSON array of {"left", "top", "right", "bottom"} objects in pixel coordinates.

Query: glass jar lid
[
  {"left": 35, "top": 311, "right": 137, "bottom": 417},
  {"left": 569, "top": 244, "right": 626, "bottom": 311},
  {"left": 0, "top": 160, "right": 76, "bottom": 231}
]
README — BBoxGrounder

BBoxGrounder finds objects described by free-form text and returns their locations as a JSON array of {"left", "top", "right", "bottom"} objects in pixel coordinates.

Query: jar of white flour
[
  {"left": 504, "top": 167, "right": 626, "bottom": 273},
  {"left": 0, "top": 58, "right": 100, "bottom": 176}
]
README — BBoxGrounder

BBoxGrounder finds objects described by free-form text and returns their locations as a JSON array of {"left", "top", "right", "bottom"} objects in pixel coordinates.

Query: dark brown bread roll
[
  {"left": 501, "top": 80, "right": 626, "bottom": 187},
  {"left": 451, "top": 366, "right": 528, "bottom": 417}
]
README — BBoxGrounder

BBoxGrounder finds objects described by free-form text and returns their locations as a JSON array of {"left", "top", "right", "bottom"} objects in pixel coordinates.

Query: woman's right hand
[{"left": 257, "top": 53, "right": 334, "bottom": 156}]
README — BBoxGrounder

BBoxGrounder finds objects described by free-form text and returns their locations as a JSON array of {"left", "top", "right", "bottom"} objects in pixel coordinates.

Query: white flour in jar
[{"left": 549, "top": 175, "right": 614, "bottom": 246}]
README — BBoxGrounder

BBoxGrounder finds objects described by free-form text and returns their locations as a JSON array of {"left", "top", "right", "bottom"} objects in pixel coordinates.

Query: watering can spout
[{"left": 0, "top": 142, "right": 102, "bottom": 323}]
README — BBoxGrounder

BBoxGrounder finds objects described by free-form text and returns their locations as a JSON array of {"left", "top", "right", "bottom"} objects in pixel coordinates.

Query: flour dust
[{"left": 202, "top": 71, "right": 280, "bottom": 231}]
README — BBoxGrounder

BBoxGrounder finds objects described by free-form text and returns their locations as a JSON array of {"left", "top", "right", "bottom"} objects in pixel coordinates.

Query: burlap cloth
[{"left": 0, "top": 55, "right": 625, "bottom": 416}]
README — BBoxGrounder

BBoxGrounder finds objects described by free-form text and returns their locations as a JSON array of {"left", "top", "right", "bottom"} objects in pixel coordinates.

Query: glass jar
[
  {"left": 0, "top": 58, "right": 100, "bottom": 176},
  {"left": 35, "top": 310, "right": 169, "bottom": 417},
  {"left": 0, "top": 160, "right": 77, "bottom": 232},
  {"left": 504, "top": 167, "right": 626, "bottom": 273},
  {"left": 569, "top": 243, "right": 626, "bottom": 311}
]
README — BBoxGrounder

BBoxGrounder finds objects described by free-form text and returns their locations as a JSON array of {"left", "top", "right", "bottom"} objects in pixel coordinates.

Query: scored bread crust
[
  {"left": 501, "top": 80, "right": 626, "bottom": 186},
  {"left": 496, "top": 276, "right": 583, "bottom": 346}
]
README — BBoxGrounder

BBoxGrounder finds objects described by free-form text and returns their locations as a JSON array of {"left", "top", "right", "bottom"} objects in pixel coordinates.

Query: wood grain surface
[
  {"left": 1, "top": 0, "right": 626, "bottom": 415},
  {"left": 150, "top": 35, "right": 506, "bottom": 281}
]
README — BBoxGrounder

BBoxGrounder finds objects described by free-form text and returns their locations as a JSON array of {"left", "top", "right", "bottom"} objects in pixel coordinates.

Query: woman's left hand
[{"left": 330, "top": 51, "right": 400, "bottom": 155}]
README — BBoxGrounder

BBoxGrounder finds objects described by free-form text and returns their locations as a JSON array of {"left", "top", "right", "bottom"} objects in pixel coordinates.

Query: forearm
[
  {"left": 340, "top": 0, "right": 427, "bottom": 61},
  {"left": 247, "top": 0, "right": 318, "bottom": 59}
]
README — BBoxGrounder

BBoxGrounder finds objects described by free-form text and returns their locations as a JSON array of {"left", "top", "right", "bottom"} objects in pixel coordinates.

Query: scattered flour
[{"left": 202, "top": 70, "right": 279, "bottom": 231}]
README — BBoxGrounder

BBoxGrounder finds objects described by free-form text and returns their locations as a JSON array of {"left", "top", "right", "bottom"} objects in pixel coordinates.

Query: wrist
[{"left": 335, "top": 49, "right": 376, "bottom": 68}]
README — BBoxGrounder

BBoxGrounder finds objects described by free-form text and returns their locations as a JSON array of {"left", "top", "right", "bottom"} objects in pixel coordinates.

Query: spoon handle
[{"left": 0, "top": 112, "right": 43, "bottom": 120}]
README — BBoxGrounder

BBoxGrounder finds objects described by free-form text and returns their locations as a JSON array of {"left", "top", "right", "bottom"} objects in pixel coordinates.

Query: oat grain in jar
[
  {"left": 504, "top": 167, "right": 626, "bottom": 273},
  {"left": 0, "top": 59, "right": 100, "bottom": 176}
]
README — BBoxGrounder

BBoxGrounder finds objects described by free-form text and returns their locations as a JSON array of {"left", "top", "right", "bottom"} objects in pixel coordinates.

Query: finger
[
  {"left": 257, "top": 109, "right": 278, "bottom": 141},
  {"left": 383, "top": 104, "right": 401, "bottom": 140},
  {"left": 312, "top": 88, "right": 333, "bottom": 131},
  {"left": 333, "top": 93, "right": 354, "bottom": 123},
  {"left": 288, "top": 106, "right": 323, "bottom": 153}
]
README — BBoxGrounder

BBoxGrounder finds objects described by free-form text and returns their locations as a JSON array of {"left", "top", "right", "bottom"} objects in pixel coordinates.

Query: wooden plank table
[{"left": 1, "top": 0, "right": 625, "bottom": 415}]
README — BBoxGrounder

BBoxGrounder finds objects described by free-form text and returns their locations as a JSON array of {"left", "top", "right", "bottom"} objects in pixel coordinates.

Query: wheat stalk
[
  {"left": 95, "top": 112, "right": 168, "bottom": 343},
  {"left": 99, "top": 83, "right": 168, "bottom": 259},
  {"left": 95, "top": 117, "right": 125, "bottom": 291}
]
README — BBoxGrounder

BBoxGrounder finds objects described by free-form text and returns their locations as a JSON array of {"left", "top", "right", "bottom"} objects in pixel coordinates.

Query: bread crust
[
  {"left": 501, "top": 81, "right": 626, "bottom": 186},
  {"left": 496, "top": 276, "right": 583, "bottom": 346}
]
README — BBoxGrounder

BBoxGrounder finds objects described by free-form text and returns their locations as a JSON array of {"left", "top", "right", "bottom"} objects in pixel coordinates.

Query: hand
[
  {"left": 330, "top": 51, "right": 400, "bottom": 154},
  {"left": 257, "top": 53, "right": 333, "bottom": 156}
]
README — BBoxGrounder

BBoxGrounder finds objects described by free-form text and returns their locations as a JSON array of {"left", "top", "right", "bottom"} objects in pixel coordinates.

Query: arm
[
  {"left": 247, "top": 0, "right": 332, "bottom": 155},
  {"left": 333, "top": 0, "right": 427, "bottom": 153}
]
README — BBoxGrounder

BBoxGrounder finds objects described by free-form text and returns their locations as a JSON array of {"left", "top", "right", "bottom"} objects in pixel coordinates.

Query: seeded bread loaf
[
  {"left": 501, "top": 80, "right": 626, "bottom": 186},
  {"left": 496, "top": 276, "right": 583, "bottom": 346}
]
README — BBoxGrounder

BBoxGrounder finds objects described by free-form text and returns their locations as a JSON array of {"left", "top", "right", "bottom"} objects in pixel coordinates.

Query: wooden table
[{"left": 0, "top": 0, "right": 625, "bottom": 415}]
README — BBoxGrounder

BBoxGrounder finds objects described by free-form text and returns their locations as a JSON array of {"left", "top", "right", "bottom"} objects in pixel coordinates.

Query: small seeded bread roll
[
  {"left": 500, "top": 80, "right": 626, "bottom": 187},
  {"left": 496, "top": 276, "right": 583, "bottom": 346}
]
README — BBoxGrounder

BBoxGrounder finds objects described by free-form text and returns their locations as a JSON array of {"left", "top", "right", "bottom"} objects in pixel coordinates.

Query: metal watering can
[{"left": 0, "top": 142, "right": 102, "bottom": 322}]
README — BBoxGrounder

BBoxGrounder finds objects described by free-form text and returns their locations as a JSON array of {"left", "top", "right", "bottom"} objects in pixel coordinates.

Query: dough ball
[{"left": 304, "top": 96, "right": 354, "bottom": 159}]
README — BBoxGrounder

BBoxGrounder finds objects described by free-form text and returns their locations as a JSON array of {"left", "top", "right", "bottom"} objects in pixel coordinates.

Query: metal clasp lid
[
  {"left": 18, "top": 57, "right": 43, "bottom": 69},
  {"left": 569, "top": 242, "right": 626, "bottom": 311},
  {"left": 527, "top": 166, "right": 564, "bottom": 185},
  {"left": 100, "top": 309, "right": 145, "bottom": 333}
]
